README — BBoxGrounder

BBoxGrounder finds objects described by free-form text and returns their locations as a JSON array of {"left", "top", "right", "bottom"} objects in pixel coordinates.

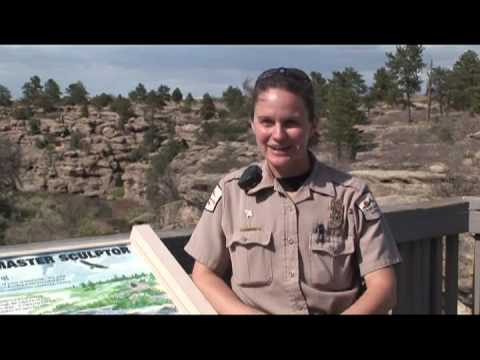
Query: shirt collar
[
  {"left": 306, "top": 153, "right": 336, "bottom": 197},
  {"left": 246, "top": 152, "right": 336, "bottom": 198}
]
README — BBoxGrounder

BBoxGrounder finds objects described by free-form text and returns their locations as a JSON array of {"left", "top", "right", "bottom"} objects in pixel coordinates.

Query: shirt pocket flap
[
  {"left": 310, "top": 233, "right": 354, "bottom": 256},
  {"left": 227, "top": 230, "right": 272, "bottom": 248}
]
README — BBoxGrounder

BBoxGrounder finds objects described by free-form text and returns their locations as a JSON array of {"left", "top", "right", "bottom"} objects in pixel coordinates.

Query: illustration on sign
[{"left": 0, "top": 244, "right": 178, "bottom": 314}]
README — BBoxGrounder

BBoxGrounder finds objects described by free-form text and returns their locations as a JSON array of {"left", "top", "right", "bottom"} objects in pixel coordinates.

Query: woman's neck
[{"left": 267, "top": 153, "right": 312, "bottom": 178}]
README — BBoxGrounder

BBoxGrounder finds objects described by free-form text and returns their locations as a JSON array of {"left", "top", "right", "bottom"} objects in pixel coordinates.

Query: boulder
[
  {"left": 467, "top": 131, "right": 480, "bottom": 140},
  {"left": 47, "top": 178, "right": 68, "bottom": 193},
  {"left": 128, "top": 117, "right": 149, "bottom": 132},
  {"left": 429, "top": 163, "right": 449, "bottom": 174}
]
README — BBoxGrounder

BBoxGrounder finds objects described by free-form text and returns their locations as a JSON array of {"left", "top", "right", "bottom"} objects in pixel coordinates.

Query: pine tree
[
  {"left": 431, "top": 67, "right": 453, "bottom": 116},
  {"left": 200, "top": 93, "right": 216, "bottom": 120},
  {"left": 129, "top": 83, "right": 147, "bottom": 103},
  {"left": 184, "top": 93, "right": 195, "bottom": 106},
  {"left": 81, "top": 102, "right": 89, "bottom": 118},
  {"left": 325, "top": 68, "right": 367, "bottom": 161},
  {"left": 0, "top": 136, "right": 21, "bottom": 197},
  {"left": 91, "top": 93, "right": 114, "bottom": 111},
  {"left": 222, "top": 86, "right": 245, "bottom": 116},
  {"left": 110, "top": 95, "right": 134, "bottom": 126},
  {"left": 157, "top": 85, "right": 171, "bottom": 102},
  {"left": 310, "top": 71, "right": 329, "bottom": 118},
  {"left": 145, "top": 90, "right": 165, "bottom": 122},
  {"left": 22, "top": 75, "right": 43, "bottom": 105},
  {"left": 449, "top": 50, "right": 480, "bottom": 112},
  {"left": 371, "top": 67, "right": 401, "bottom": 106},
  {"left": 386, "top": 45, "right": 426, "bottom": 123},
  {"left": 44, "top": 79, "right": 62, "bottom": 103},
  {"left": 0, "top": 85, "right": 12, "bottom": 107},
  {"left": 65, "top": 81, "right": 89, "bottom": 105},
  {"left": 171, "top": 88, "right": 183, "bottom": 103}
]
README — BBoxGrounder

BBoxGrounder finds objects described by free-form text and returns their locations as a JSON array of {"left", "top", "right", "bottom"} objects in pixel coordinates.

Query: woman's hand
[{"left": 191, "top": 261, "right": 266, "bottom": 314}]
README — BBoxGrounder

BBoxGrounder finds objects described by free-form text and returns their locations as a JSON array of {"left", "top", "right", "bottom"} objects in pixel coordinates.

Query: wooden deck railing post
[
  {"left": 430, "top": 237, "right": 443, "bottom": 314},
  {"left": 445, "top": 235, "right": 459, "bottom": 314},
  {"left": 474, "top": 234, "right": 480, "bottom": 315}
]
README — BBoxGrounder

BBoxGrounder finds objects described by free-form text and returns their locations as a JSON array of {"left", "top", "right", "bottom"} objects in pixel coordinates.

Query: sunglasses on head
[{"left": 256, "top": 67, "right": 312, "bottom": 86}]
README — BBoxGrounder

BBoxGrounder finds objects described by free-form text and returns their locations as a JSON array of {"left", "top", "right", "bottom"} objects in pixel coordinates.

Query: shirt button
[
  {"left": 289, "top": 271, "right": 295, "bottom": 278},
  {"left": 288, "top": 238, "right": 294, "bottom": 245}
]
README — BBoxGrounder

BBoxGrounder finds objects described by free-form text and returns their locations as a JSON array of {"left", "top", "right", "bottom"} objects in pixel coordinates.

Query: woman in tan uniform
[{"left": 185, "top": 67, "right": 401, "bottom": 314}]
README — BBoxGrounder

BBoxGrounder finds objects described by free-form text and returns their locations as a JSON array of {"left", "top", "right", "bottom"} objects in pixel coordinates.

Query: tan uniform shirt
[{"left": 185, "top": 154, "right": 402, "bottom": 314}]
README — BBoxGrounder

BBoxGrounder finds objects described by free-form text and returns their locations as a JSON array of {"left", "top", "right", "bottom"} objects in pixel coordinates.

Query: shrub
[
  {"left": 34, "top": 134, "right": 56, "bottom": 149},
  {"left": 28, "top": 118, "right": 41, "bottom": 135},
  {"left": 112, "top": 187, "right": 125, "bottom": 200},
  {"left": 432, "top": 124, "right": 455, "bottom": 144},
  {"left": 13, "top": 107, "right": 33, "bottom": 120},
  {"left": 199, "top": 119, "right": 249, "bottom": 143},
  {"left": 70, "top": 131, "right": 82, "bottom": 150}
]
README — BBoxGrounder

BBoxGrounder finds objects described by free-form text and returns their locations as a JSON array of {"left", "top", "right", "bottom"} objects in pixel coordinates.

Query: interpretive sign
[{"left": 0, "top": 225, "right": 215, "bottom": 315}]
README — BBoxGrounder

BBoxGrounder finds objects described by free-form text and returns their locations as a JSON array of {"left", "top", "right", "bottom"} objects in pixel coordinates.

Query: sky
[{"left": 1, "top": 45, "right": 479, "bottom": 100}]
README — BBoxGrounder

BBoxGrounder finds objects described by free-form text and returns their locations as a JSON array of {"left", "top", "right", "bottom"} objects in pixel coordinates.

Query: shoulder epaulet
[{"left": 222, "top": 163, "right": 260, "bottom": 185}]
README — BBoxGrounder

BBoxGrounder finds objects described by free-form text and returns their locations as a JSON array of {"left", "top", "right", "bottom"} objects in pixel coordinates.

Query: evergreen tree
[
  {"left": 22, "top": 75, "right": 43, "bottom": 104},
  {"left": 371, "top": 67, "right": 401, "bottom": 106},
  {"left": 129, "top": 83, "right": 147, "bottom": 103},
  {"left": 310, "top": 71, "right": 329, "bottom": 118},
  {"left": 386, "top": 45, "right": 426, "bottom": 122},
  {"left": 222, "top": 86, "right": 245, "bottom": 115},
  {"left": 157, "top": 85, "right": 171, "bottom": 102},
  {"left": 91, "top": 93, "right": 114, "bottom": 110},
  {"left": 44, "top": 79, "right": 62, "bottom": 103},
  {"left": 325, "top": 68, "right": 367, "bottom": 161},
  {"left": 449, "top": 50, "right": 480, "bottom": 112},
  {"left": 28, "top": 118, "right": 41, "bottom": 135},
  {"left": 200, "top": 93, "right": 216, "bottom": 120},
  {"left": 0, "top": 136, "right": 21, "bottom": 197},
  {"left": 171, "top": 88, "right": 183, "bottom": 103},
  {"left": 363, "top": 87, "right": 376, "bottom": 117},
  {"left": 0, "top": 136, "right": 21, "bottom": 243},
  {"left": 0, "top": 84, "right": 12, "bottom": 107},
  {"left": 332, "top": 67, "right": 368, "bottom": 97},
  {"left": 145, "top": 90, "right": 165, "bottom": 121},
  {"left": 110, "top": 95, "right": 134, "bottom": 126},
  {"left": 65, "top": 81, "right": 89, "bottom": 105},
  {"left": 184, "top": 93, "right": 195, "bottom": 106},
  {"left": 81, "top": 102, "right": 89, "bottom": 118},
  {"left": 431, "top": 66, "right": 454, "bottom": 115}
]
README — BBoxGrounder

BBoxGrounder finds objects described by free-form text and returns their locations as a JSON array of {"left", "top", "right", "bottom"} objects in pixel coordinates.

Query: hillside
[{"left": 1, "top": 98, "right": 480, "bottom": 314}]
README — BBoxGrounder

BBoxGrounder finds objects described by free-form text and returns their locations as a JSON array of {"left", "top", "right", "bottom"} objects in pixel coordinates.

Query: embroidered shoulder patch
[
  {"left": 205, "top": 184, "right": 222, "bottom": 212},
  {"left": 357, "top": 192, "right": 381, "bottom": 221}
]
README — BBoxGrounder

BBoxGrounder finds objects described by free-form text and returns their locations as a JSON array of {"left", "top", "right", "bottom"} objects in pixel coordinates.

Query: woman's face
[{"left": 252, "top": 88, "right": 315, "bottom": 178}]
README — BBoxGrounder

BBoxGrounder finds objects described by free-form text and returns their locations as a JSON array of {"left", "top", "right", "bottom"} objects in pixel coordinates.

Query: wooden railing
[
  {"left": 4, "top": 197, "right": 477, "bottom": 314},
  {"left": 154, "top": 196, "right": 480, "bottom": 314},
  {"left": 381, "top": 197, "right": 477, "bottom": 314}
]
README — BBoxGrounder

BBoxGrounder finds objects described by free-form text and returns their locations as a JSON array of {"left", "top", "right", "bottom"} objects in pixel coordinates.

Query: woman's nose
[{"left": 272, "top": 123, "right": 286, "bottom": 140}]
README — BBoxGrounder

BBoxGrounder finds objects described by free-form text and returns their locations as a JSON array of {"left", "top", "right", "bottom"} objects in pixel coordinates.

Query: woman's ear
[{"left": 250, "top": 119, "right": 255, "bottom": 133}]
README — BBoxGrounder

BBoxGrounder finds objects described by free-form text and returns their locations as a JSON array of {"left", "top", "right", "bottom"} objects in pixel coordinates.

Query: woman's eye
[
  {"left": 284, "top": 120, "right": 298, "bottom": 127},
  {"left": 260, "top": 119, "right": 274, "bottom": 126}
]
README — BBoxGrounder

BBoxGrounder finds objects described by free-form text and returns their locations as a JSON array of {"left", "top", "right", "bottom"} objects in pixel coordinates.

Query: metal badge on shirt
[
  {"left": 205, "top": 184, "right": 222, "bottom": 213},
  {"left": 357, "top": 192, "right": 381, "bottom": 221},
  {"left": 328, "top": 198, "right": 344, "bottom": 230}
]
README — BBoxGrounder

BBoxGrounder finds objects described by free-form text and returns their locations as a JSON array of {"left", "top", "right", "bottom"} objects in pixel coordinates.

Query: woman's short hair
[{"left": 251, "top": 67, "right": 315, "bottom": 122}]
